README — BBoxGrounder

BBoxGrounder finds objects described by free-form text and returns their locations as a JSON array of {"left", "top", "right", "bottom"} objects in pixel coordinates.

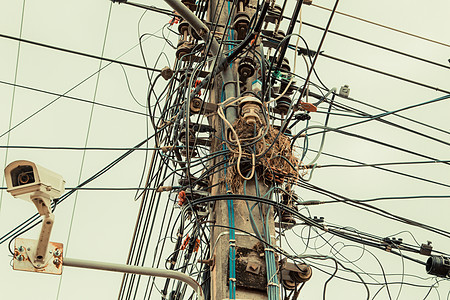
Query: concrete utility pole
[
  {"left": 163, "top": 0, "right": 310, "bottom": 299},
  {"left": 207, "top": 0, "right": 276, "bottom": 299}
]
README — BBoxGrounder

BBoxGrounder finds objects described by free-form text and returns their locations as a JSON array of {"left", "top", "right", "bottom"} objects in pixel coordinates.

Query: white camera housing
[{"left": 4, "top": 160, "right": 65, "bottom": 201}]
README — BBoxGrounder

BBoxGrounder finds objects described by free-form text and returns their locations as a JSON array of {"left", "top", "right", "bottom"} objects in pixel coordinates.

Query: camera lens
[
  {"left": 18, "top": 172, "right": 33, "bottom": 184},
  {"left": 11, "top": 165, "right": 35, "bottom": 187}
]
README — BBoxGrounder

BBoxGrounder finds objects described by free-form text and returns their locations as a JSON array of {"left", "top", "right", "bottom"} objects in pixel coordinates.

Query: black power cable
[{"left": 0, "top": 33, "right": 161, "bottom": 72}]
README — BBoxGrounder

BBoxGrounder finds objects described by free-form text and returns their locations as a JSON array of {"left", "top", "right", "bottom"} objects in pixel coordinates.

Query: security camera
[
  {"left": 4, "top": 160, "right": 65, "bottom": 267},
  {"left": 4, "top": 160, "right": 65, "bottom": 202}
]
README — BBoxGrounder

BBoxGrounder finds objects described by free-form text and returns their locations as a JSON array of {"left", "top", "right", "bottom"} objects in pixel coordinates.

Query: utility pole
[
  {"left": 163, "top": 0, "right": 311, "bottom": 299},
  {"left": 207, "top": 0, "right": 277, "bottom": 299}
]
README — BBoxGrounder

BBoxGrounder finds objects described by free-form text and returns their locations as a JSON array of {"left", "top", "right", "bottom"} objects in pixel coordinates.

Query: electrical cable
[
  {"left": 0, "top": 0, "right": 26, "bottom": 214},
  {"left": 320, "top": 53, "right": 450, "bottom": 94},
  {"left": 0, "top": 80, "right": 149, "bottom": 117},
  {"left": 301, "top": 21, "right": 450, "bottom": 70},
  {"left": 310, "top": 3, "right": 450, "bottom": 48},
  {"left": 0, "top": 33, "right": 162, "bottom": 72}
]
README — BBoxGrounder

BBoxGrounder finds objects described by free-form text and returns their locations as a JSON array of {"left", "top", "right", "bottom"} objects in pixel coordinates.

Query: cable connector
[
  {"left": 161, "top": 66, "right": 174, "bottom": 80},
  {"left": 426, "top": 255, "right": 450, "bottom": 278},
  {"left": 312, "top": 216, "right": 324, "bottom": 223},
  {"left": 178, "top": 190, "right": 187, "bottom": 206},
  {"left": 297, "top": 47, "right": 319, "bottom": 57},
  {"left": 180, "top": 234, "right": 190, "bottom": 250},
  {"left": 194, "top": 80, "right": 202, "bottom": 96},
  {"left": 193, "top": 238, "right": 200, "bottom": 252},
  {"left": 294, "top": 113, "right": 311, "bottom": 121},
  {"left": 160, "top": 145, "right": 175, "bottom": 153},
  {"left": 339, "top": 85, "right": 350, "bottom": 98},
  {"left": 299, "top": 101, "right": 317, "bottom": 112},
  {"left": 420, "top": 241, "right": 433, "bottom": 256},
  {"left": 169, "top": 16, "right": 180, "bottom": 26},
  {"left": 156, "top": 186, "right": 173, "bottom": 192}
]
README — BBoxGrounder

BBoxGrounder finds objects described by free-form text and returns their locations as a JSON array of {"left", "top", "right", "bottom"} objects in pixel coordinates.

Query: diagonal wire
[
  {"left": 0, "top": 23, "right": 165, "bottom": 141},
  {"left": 0, "top": 0, "right": 26, "bottom": 214},
  {"left": 311, "top": 3, "right": 450, "bottom": 48},
  {"left": 55, "top": 3, "right": 113, "bottom": 299}
]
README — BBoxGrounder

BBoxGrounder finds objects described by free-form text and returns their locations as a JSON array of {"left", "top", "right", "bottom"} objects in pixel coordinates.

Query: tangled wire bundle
[{"left": 225, "top": 117, "right": 300, "bottom": 194}]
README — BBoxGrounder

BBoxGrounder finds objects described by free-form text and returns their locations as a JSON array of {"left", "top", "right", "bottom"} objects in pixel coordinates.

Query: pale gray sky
[{"left": 0, "top": 0, "right": 449, "bottom": 299}]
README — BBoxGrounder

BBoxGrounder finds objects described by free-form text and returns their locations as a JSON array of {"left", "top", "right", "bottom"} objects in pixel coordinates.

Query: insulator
[
  {"left": 178, "top": 128, "right": 195, "bottom": 145},
  {"left": 181, "top": 0, "right": 197, "bottom": 11},
  {"left": 190, "top": 97, "right": 203, "bottom": 114},
  {"left": 280, "top": 57, "right": 290, "bottom": 73},
  {"left": 239, "top": 96, "right": 263, "bottom": 125},
  {"left": 274, "top": 30, "right": 286, "bottom": 41},
  {"left": 178, "top": 21, "right": 189, "bottom": 35},
  {"left": 290, "top": 264, "right": 312, "bottom": 283},
  {"left": 279, "top": 78, "right": 297, "bottom": 96},
  {"left": 275, "top": 95, "right": 292, "bottom": 115},
  {"left": 238, "top": 57, "right": 256, "bottom": 80},
  {"left": 176, "top": 41, "right": 194, "bottom": 60},
  {"left": 233, "top": 12, "right": 250, "bottom": 40},
  {"left": 180, "top": 146, "right": 198, "bottom": 158},
  {"left": 271, "top": 85, "right": 280, "bottom": 97},
  {"left": 235, "top": 0, "right": 250, "bottom": 9},
  {"left": 280, "top": 193, "right": 298, "bottom": 224},
  {"left": 281, "top": 261, "right": 312, "bottom": 290},
  {"left": 265, "top": 4, "right": 282, "bottom": 23},
  {"left": 189, "top": 26, "right": 201, "bottom": 40}
]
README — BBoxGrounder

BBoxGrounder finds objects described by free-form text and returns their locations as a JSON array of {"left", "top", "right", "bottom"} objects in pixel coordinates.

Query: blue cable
[
  {"left": 224, "top": 2, "right": 237, "bottom": 298},
  {"left": 221, "top": 85, "right": 236, "bottom": 299}
]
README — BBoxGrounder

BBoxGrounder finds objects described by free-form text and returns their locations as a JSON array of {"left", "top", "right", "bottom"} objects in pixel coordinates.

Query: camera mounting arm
[{"left": 30, "top": 192, "right": 54, "bottom": 265}]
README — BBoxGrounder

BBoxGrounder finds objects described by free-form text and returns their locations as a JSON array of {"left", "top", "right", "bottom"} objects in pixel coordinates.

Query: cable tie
[
  {"left": 267, "top": 282, "right": 279, "bottom": 287},
  {"left": 229, "top": 278, "right": 236, "bottom": 282},
  {"left": 264, "top": 248, "right": 275, "bottom": 253}
]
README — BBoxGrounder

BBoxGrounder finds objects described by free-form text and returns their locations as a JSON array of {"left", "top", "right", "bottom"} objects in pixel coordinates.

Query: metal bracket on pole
[
  {"left": 12, "top": 194, "right": 63, "bottom": 274},
  {"left": 13, "top": 238, "right": 63, "bottom": 275}
]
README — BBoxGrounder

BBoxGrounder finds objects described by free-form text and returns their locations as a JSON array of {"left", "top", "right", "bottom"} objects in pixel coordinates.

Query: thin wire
[
  {"left": 301, "top": 21, "right": 450, "bottom": 70},
  {"left": 0, "top": 29, "right": 163, "bottom": 140},
  {"left": 0, "top": 145, "right": 170, "bottom": 151},
  {"left": 0, "top": 32, "right": 161, "bottom": 72},
  {"left": 304, "top": 148, "right": 450, "bottom": 189},
  {"left": 320, "top": 53, "right": 450, "bottom": 94},
  {"left": 311, "top": 3, "right": 450, "bottom": 48},
  {"left": 55, "top": 4, "right": 113, "bottom": 299},
  {"left": 0, "top": 80, "right": 149, "bottom": 117},
  {"left": 0, "top": 134, "right": 158, "bottom": 247},
  {"left": 0, "top": 0, "right": 26, "bottom": 214}
]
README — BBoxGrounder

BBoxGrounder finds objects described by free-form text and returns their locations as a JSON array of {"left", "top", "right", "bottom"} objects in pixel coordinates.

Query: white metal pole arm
[
  {"left": 63, "top": 257, "right": 204, "bottom": 300},
  {"left": 163, "top": 0, "right": 219, "bottom": 55}
]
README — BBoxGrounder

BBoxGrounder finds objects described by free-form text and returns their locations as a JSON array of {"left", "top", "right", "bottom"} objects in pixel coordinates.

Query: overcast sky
[{"left": 0, "top": 0, "right": 449, "bottom": 299}]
